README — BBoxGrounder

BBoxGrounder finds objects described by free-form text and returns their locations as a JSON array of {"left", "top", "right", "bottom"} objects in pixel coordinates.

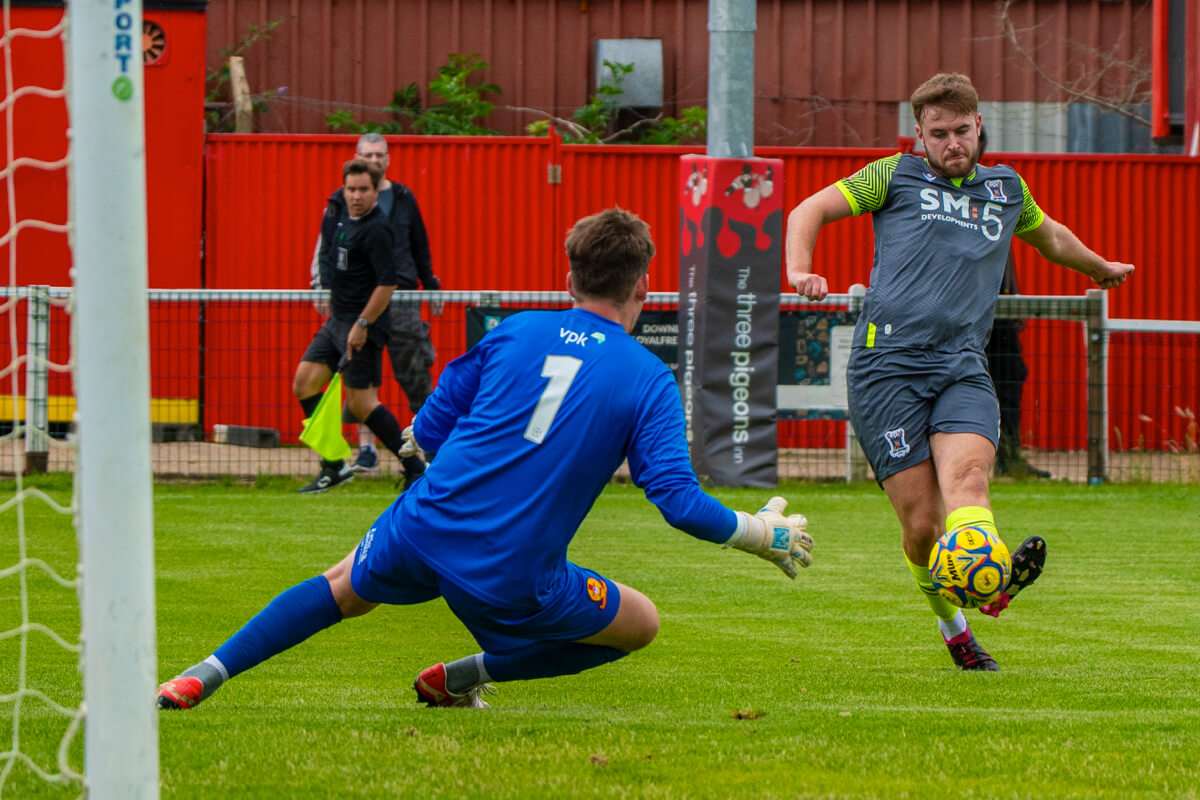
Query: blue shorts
[
  {"left": 846, "top": 347, "right": 1000, "bottom": 484},
  {"left": 349, "top": 509, "right": 621, "bottom": 655}
]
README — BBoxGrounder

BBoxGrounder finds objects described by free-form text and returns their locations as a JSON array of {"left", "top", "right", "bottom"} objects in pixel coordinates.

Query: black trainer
[
  {"left": 1007, "top": 535, "right": 1047, "bottom": 596},
  {"left": 299, "top": 460, "right": 354, "bottom": 494},
  {"left": 980, "top": 535, "right": 1046, "bottom": 617},
  {"left": 944, "top": 626, "right": 999, "bottom": 671}
]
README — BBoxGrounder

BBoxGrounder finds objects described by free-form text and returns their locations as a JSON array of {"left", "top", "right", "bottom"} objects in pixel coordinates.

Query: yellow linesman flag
[{"left": 299, "top": 374, "right": 352, "bottom": 462}]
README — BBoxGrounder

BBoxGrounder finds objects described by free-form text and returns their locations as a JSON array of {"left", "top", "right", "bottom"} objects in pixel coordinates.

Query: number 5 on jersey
[{"left": 524, "top": 355, "right": 582, "bottom": 444}]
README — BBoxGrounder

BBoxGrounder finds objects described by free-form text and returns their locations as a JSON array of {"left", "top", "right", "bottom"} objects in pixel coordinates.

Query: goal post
[{"left": 67, "top": 0, "right": 158, "bottom": 796}]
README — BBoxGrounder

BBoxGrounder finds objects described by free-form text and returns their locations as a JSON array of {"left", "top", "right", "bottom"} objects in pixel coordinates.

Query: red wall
[
  {"left": 201, "top": 136, "right": 1200, "bottom": 318},
  {"left": 6, "top": 103, "right": 1197, "bottom": 454},
  {"left": 205, "top": 0, "right": 1152, "bottom": 148},
  {"left": 0, "top": 8, "right": 71, "bottom": 288},
  {"left": 1, "top": 6, "right": 207, "bottom": 406},
  {"left": 204, "top": 134, "right": 557, "bottom": 290},
  {"left": 144, "top": 8, "right": 207, "bottom": 289},
  {"left": 0, "top": 6, "right": 205, "bottom": 288},
  {"left": 199, "top": 135, "right": 1199, "bottom": 453}
]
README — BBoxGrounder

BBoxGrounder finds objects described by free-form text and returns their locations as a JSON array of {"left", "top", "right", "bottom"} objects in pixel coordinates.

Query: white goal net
[{"left": 1, "top": 1, "right": 157, "bottom": 797}]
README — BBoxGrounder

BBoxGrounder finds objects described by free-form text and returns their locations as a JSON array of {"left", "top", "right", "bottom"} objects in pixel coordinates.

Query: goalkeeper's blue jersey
[{"left": 383, "top": 307, "right": 737, "bottom": 609}]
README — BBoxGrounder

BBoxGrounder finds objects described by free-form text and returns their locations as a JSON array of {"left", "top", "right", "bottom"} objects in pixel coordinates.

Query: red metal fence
[
  {"left": 7, "top": 133, "right": 1199, "bottom": 459},
  {"left": 197, "top": 134, "right": 1199, "bottom": 455}
]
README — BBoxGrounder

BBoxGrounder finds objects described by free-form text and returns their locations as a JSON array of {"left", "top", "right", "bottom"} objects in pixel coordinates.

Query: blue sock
[
  {"left": 482, "top": 641, "right": 628, "bottom": 683},
  {"left": 213, "top": 575, "right": 343, "bottom": 679}
]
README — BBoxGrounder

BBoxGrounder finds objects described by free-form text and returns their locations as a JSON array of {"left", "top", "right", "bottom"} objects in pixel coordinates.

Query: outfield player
[
  {"left": 158, "top": 208, "right": 815, "bottom": 711},
  {"left": 785, "top": 73, "right": 1133, "bottom": 670}
]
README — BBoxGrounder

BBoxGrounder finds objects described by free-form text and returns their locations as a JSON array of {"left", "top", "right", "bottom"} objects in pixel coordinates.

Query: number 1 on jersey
[{"left": 524, "top": 355, "right": 582, "bottom": 444}]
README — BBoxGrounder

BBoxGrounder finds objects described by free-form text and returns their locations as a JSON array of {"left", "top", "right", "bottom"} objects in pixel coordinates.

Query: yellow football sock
[
  {"left": 906, "top": 555, "right": 958, "bottom": 622},
  {"left": 945, "top": 505, "right": 997, "bottom": 537}
]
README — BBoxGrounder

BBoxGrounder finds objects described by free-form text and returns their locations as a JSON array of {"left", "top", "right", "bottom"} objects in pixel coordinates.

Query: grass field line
[{"left": 785, "top": 703, "right": 1199, "bottom": 718}]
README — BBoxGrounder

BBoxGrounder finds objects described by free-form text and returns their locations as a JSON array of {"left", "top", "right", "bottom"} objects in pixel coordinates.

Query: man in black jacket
[
  {"left": 295, "top": 158, "right": 412, "bottom": 494},
  {"left": 310, "top": 134, "right": 440, "bottom": 487}
]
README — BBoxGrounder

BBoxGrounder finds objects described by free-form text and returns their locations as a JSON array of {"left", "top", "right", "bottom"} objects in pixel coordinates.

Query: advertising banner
[{"left": 678, "top": 155, "right": 782, "bottom": 487}]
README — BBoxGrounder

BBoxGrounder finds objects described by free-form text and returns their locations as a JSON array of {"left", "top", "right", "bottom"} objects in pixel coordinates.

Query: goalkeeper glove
[
  {"left": 398, "top": 425, "right": 425, "bottom": 459},
  {"left": 724, "top": 496, "right": 814, "bottom": 579}
]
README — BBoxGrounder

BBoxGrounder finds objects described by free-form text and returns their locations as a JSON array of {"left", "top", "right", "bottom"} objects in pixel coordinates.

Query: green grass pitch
[{"left": 3, "top": 477, "right": 1199, "bottom": 798}]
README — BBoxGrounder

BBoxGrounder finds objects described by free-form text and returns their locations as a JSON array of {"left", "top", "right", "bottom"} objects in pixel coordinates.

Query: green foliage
[
  {"left": 569, "top": 60, "right": 634, "bottom": 143},
  {"left": 637, "top": 105, "right": 708, "bottom": 145},
  {"left": 205, "top": 17, "right": 290, "bottom": 133},
  {"left": 527, "top": 60, "right": 707, "bottom": 145},
  {"left": 325, "top": 54, "right": 502, "bottom": 136},
  {"left": 5, "top": 480, "right": 1200, "bottom": 797}
]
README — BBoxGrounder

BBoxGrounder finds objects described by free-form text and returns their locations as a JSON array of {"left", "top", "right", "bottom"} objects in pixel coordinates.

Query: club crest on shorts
[
  {"left": 586, "top": 576, "right": 608, "bottom": 610},
  {"left": 884, "top": 427, "right": 910, "bottom": 458},
  {"left": 985, "top": 179, "right": 1007, "bottom": 202}
]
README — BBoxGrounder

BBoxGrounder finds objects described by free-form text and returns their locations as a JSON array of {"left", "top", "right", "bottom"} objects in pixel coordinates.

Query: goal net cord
[{"left": 1, "top": 3, "right": 81, "bottom": 795}]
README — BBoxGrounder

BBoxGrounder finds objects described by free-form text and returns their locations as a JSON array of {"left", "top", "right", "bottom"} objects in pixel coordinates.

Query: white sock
[
  {"left": 475, "top": 652, "right": 491, "bottom": 683},
  {"left": 444, "top": 653, "right": 489, "bottom": 694},
  {"left": 177, "top": 655, "right": 229, "bottom": 702},
  {"left": 937, "top": 611, "right": 968, "bottom": 640},
  {"left": 203, "top": 654, "right": 230, "bottom": 680}
]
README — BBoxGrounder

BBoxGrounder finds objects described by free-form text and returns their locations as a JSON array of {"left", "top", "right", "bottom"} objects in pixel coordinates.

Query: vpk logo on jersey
[
  {"left": 985, "top": 179, "right": 1007, "bottom": 202},
  {"left": 591, "top": 332, "right": 606, "bottom": 344},
  {"left": 884, "top": 427, "right": 910, "bottom": 458},
  {"left": 560, "top": 328, "right": 591, "bottom": 347}
]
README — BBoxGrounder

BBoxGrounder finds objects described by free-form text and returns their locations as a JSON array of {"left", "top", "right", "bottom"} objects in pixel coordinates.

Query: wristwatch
[{"left": 355, "top": 317, "right": 369, "bottom": 328}]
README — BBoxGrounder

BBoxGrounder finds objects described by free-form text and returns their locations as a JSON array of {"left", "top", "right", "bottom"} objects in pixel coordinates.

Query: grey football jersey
[{"left": 836, "top": 153, "right": 1044, "bottom": 353}]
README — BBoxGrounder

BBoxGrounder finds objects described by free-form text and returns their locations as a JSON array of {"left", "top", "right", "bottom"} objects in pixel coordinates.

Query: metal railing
[{"left": 2, "top": 286, "right": 1197, "bottom": 483}]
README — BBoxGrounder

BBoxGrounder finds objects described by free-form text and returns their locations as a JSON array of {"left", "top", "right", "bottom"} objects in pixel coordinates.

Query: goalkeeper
[{"left": 158, "top": 207, "right": 814, "bottom": 711}]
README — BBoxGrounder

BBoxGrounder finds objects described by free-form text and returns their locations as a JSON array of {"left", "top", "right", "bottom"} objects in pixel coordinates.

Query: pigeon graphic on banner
[
  {"left": 724, "top": 164, "right": 775, "bottom": 209},
  {"left": 685, "top": 162, "right": 709, "bottom": 207}
]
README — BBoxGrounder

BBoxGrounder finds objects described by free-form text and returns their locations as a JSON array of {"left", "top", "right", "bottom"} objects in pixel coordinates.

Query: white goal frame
[{"left": 68, "top": 1, "right": 158, "bottom": 797}]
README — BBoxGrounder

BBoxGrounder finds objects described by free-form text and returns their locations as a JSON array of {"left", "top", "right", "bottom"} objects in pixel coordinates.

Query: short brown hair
[
  {"left": 565, "top": 208, "right": 655, "bottom": 303},
  {"left": 342, "top": 157, "right": 383, "bottom": 188},
  {"left": 911, "top": 72, "right": 979, "bottom": 123}
]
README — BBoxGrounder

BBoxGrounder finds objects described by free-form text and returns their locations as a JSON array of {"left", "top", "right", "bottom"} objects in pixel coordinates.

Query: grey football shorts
[{"left": 846, "top": 347, "right": 1000, "bottom": 485}]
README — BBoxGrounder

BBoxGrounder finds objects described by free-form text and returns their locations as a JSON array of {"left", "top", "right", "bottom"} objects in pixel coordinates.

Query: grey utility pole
[{"left": 707, "top": 0, "right": 756, "bottom": 157}]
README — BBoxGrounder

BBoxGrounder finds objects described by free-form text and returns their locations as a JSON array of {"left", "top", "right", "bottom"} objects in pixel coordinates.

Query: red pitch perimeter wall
[
  {"left": 1, "top": 4, "right": 207, "bottom": 425},
  {"left": 202, "top": 135, "right": 1199, "bottom": 453}
]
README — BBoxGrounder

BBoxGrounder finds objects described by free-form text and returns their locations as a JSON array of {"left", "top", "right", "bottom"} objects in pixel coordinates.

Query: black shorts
[
  {"left": 300, "top": 316, "right": 389, "bottom": 390},
  {"left": 846, "top": 347, "right": 1000, "bottom": 484}
]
